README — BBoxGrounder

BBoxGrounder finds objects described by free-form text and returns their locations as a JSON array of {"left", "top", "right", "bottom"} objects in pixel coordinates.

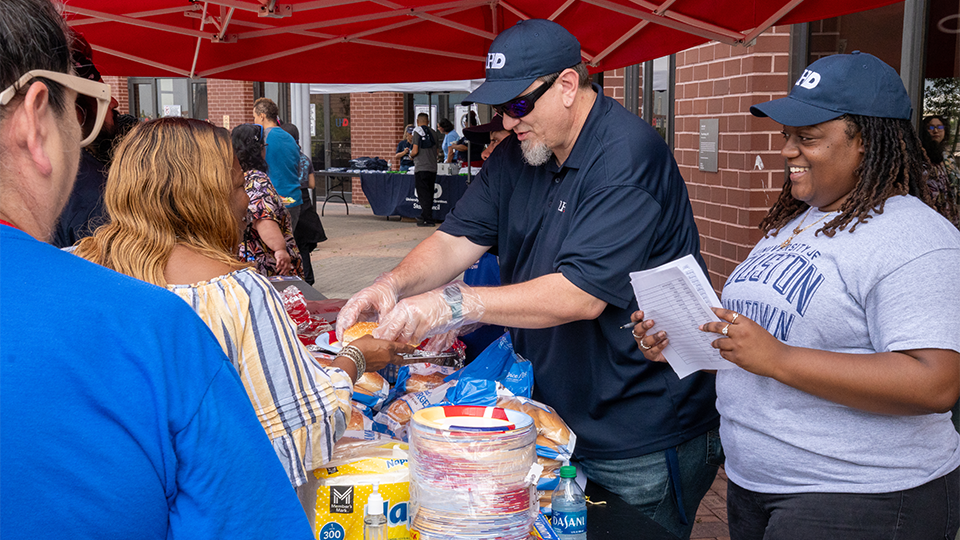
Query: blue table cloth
[{"left": 360, "top": 172, "right": 469, "bottom": 220}]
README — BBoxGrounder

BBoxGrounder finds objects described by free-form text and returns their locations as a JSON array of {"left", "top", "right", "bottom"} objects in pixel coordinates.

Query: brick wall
[
  {"left": 674, "top": 27, "right": 791, "bottom": 290},
  {"left": 207, "top": 79, "right": 255, "bottom": 129},
  {"left": 602, "top": 67, "right": 626, "bottom": 102},
  {"left": 349, "top": 92, "right": 406, "bottom": 205},
  {"left": 102, "top": 76, "right": 128, "bottom": 115}
]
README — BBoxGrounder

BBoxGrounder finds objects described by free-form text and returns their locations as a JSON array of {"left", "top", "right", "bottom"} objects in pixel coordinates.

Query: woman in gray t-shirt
[{"left": 631, "top": 53, "right": 960, "bottom": 540}]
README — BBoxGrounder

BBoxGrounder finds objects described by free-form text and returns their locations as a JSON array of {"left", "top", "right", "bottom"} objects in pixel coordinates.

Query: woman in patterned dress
[{"left": 232, "top": 122, "right": 303, "bottom": 277}]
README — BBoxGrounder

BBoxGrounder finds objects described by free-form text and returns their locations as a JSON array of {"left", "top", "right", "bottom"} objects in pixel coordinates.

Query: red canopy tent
[{"left": 64, "top": 0, "right": 903, "bottom": 84}]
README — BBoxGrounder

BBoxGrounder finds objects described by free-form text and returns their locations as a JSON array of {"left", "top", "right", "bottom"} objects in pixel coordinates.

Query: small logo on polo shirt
[
  {"left": 557, "top": 200, "right": 567, "bottom": 213},
  {"left": 487, "top": 53, "right": 506, "bottom": 69},
  {"left": 796, "top": 69, "right": 821, "bottom": 89}
]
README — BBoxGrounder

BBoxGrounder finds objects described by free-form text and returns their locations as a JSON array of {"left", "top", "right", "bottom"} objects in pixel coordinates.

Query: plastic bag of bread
[
  {"left": 393, "top": 363, "right": 457, "bottom": 396},
  {"left": 353, "top": 371, "right": 390, "bottom": 411},
  {"left": 372, "top": 380, "right": 456, "bottom": 441},
  {"left": 535, "top": 456, "right": 563, "bottom": 514},
  {"left": 343, "top": 401, "right": 377, "bottom": 438},
  {"left": 496, "top": 395, "right": 576, "bottom": 462}
]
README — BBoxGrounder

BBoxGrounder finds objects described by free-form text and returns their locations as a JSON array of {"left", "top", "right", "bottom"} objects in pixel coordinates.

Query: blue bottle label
[{"left": 552, "top": 509, "right": 587, "bottom": 534}]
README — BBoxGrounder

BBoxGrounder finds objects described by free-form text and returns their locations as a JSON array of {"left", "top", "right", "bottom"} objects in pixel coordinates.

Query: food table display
[
  {"left": 359, "top": 172, "right": 470, "bottom": 221},
  {"left": 278, "top": 286, "right": 679, "bottom": 539}
]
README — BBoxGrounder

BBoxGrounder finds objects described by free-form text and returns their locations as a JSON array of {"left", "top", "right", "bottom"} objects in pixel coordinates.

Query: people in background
[
  {"left": 439, "top": 117, "right": 459, "bottom": 159},
  {"left": 52, "top": 33, "right": 137, "bottom": 248},
  {"left": 253, "top": 98, "right": 303, "bottom": 231},
  {"left": 280, "top": 122, "right": 327, "bottom": 285},
  {"left": 633, "top": 52, "right": 960, "bottom": 540},
  {"left": 0, "top": 2, "right": 317, "bottom": 538},
  {"left": 446, "top": 111, "right": 482, "bottom": 167},
  {"left": 410, "top": 112, "right": 441, "bottom": 227},
  {"left": 920, "top": 114, "right": 960, "bottom": 228},
  {"left": 395, "top": 124, "right": 414, "bottom": 172},
  {"left": 232, "top": 122, "right": 303, "bottom": 277},
  {"left": 462, "top": 114, "right": 511, "bottom": 162}
]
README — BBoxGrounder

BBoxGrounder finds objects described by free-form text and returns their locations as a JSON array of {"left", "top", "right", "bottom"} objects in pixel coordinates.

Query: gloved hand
[
  {"left": 335, "top": 273, "right": 400, "bottom": 341},
  {"left": 374, "top": 280, "right": 485, "bottom": 346}
]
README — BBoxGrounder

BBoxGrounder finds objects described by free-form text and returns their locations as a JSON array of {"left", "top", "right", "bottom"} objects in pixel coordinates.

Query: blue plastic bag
[{"left": 446, "top": 333, "right": 532, "bottom": 398}]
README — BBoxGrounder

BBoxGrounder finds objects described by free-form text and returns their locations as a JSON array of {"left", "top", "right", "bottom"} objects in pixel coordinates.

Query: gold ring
[
  {"left": 731, "top": 312, "right": 739, "bottom": 324},
  {"left": 721, "top": 324, "right": 730, "bottom": 336},
  {"left": 639, "top": 338, "right": 652, "bottom": 351}
]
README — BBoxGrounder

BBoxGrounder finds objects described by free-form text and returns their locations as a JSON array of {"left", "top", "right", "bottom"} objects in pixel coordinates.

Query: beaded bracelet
[{"left": 337, "top": 344, "right": 366, "bottom": 380}]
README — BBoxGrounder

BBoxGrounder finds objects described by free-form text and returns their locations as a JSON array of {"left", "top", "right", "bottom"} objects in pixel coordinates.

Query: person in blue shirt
[
  {"left": 254, "top": 97, "right": 304, "bottom": 231},
  {"left": 337, "top": 20, "right": 718, "bottom": 539},
  {"left": 439, "top": 117, "right": 459, "bottom": 160},
  {"left": 0, "top": 2, "right": 315, "bottom": 538}
]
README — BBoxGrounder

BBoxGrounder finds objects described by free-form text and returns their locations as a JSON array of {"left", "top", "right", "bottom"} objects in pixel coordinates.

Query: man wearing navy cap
[{"left": 338, "top": 19, "right": 719, "bottom": 538}]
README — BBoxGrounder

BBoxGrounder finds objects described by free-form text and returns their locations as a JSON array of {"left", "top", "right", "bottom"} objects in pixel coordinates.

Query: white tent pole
[
  {"left": 63, "top": 6, "right": 212, "bottom": 39},
  {"left": 237, "top": 0, "right": 490, "bottom": 40},
  {"left": 89, "top": 45, "right": 192, "bottom": 77},
  {"left": 548, "top": 0, "right": 577, "bottom": 21},
  {"left": 741, "top": 0, "right": 806, "bottom": 45},
  {"left": 189, "top": 2, "right": 210, "bottom": 79}
]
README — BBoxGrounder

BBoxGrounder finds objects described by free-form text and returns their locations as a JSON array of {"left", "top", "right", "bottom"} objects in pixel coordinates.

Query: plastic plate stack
[{"left": 408, "top": 406, "right": 538, "bottom": 539}]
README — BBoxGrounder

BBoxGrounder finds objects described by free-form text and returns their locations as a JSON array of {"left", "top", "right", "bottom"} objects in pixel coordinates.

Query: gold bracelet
[{"left": 337, "top": 345, "right": 366, "bottom": 380}]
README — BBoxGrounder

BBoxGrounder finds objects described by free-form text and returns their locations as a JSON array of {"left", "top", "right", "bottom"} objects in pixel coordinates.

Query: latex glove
[
  {"left": 336, "top": 273, "right": 400, "bottom": 341},
  {"left": 374, "top": 280, "right": 485, "bottom": 346}
]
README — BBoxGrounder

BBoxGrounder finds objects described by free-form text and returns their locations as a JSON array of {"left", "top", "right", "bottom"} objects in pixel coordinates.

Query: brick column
[
  {"left": 674, "top": 27, "right": 792, "bottom": 290},
  {"left": 102, "top": 76, "right": 129, "bottom": 115},
  {"left": 207, "top": 79, "right": 255, "bottom": 129},
  {"left": 349, "top": 92, "right": 406, "bottom": 206}
]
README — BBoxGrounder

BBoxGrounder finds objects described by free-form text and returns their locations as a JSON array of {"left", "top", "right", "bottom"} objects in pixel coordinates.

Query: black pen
[{"left": 620, "top": 320, "right": 638, "bottom": 330}]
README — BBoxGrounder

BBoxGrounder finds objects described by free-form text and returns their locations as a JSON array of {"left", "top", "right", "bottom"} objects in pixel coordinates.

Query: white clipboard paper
[{"left": 629, "top": 254, "right": 735, "bottom": 378}]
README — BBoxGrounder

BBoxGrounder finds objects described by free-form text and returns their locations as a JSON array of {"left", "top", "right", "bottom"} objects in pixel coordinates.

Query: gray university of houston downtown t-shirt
[{"left": 717, "top": 195, "right": 960, "bottom": 494}]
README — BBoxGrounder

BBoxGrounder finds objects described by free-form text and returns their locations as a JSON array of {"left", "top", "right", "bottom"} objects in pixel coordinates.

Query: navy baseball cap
[
  {"left": 750, "top": 51, "right": 911, "bottom": 126},
  {"left": 463, "top": 19, "right": 582, "bottom": 106}
]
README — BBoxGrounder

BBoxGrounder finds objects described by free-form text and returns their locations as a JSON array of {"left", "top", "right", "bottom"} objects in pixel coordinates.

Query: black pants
[
  {"left": 727, "top": 467, "right": 960, "bottom": 540},
  {"left": 414, "top": 170, "right": 437, "bottom": 222}
]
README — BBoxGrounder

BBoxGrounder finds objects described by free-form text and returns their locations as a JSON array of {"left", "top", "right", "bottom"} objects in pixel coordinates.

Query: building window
[
  {"left": 924, "top": 0, "right": 959, "bottom": 157},
  {"left": 128, "top": 77, "right": 207, "bottom": 121},
  {"left": 309, "top": 93, "right": 351, "bottom": 169},
  {"left": 806, "top": 3, "right": 904, "bottom": 69},
  {"left": 642, "top": 54, "right": 676, "bottom": 151},
  {"left": 253, "top": 82, "right": 290, "bottom": 121}
]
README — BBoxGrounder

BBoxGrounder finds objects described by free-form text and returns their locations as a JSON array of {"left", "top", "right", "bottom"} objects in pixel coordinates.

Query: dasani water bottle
[{"left": 551, "top": 465, "right": 587, "bottom": 540}]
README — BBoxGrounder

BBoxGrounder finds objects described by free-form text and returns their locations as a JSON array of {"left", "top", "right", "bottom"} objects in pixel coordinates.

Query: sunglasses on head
[
  {"left": 0, "top": 69, "right": 111, "bottom": 147},
  {"left": 927, "top": 125, "right": 945, "bottom": 131},
  {"left": 241, "top": 123, "right": 265, "bottom": 144},
  {"left": 493, "top": 75, "right": 559, "bottom": 119}
]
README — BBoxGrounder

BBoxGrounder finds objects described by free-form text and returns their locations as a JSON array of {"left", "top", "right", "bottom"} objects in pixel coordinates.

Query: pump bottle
[{"left": 363, "top": 484, "right": 388, "bottom": 540}]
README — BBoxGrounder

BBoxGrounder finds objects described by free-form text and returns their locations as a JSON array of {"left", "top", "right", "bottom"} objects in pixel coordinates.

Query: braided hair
[{"left": 760, "top": 114, "right": 933, "bottom": 239}]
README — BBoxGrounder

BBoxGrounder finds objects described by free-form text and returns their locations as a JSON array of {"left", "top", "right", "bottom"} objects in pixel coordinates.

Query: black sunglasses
[{"left": 494, "top": 76, "right": 558, "bottom": 119}]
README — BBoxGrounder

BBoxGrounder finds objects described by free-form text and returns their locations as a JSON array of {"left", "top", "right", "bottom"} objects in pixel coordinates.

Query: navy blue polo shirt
[{"left": 440, "top": 85, "right": 719, "bottom": 459}]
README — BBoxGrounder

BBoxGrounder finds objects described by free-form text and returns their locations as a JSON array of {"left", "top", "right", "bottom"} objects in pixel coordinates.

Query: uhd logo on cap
[
  {"left": 486, "top": 53, "right": 506, "bottom": 69},
  {"left": 796, "top": 69, "right": 821, "bottom": 89}
]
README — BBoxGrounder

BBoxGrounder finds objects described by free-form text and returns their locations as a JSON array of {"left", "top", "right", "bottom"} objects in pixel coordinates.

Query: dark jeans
[
  {"left": 727, "top": 467, "right": 960, "bottom": 540},
  {"left": 577, "top": 429, "right": 722, "bottom": 539},
  {"left": 414, "top": 170, "right": 437, "bottom": 222}
]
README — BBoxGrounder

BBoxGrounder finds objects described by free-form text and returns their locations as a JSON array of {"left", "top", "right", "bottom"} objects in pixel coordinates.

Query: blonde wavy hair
[{"left": 75, "top": 117, "right": 246, "bottom": 286}]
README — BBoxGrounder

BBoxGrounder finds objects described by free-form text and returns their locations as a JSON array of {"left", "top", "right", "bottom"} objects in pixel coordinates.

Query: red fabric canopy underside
[{"left": 63, "top": 0, "right": 903, "bottom": 83}]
